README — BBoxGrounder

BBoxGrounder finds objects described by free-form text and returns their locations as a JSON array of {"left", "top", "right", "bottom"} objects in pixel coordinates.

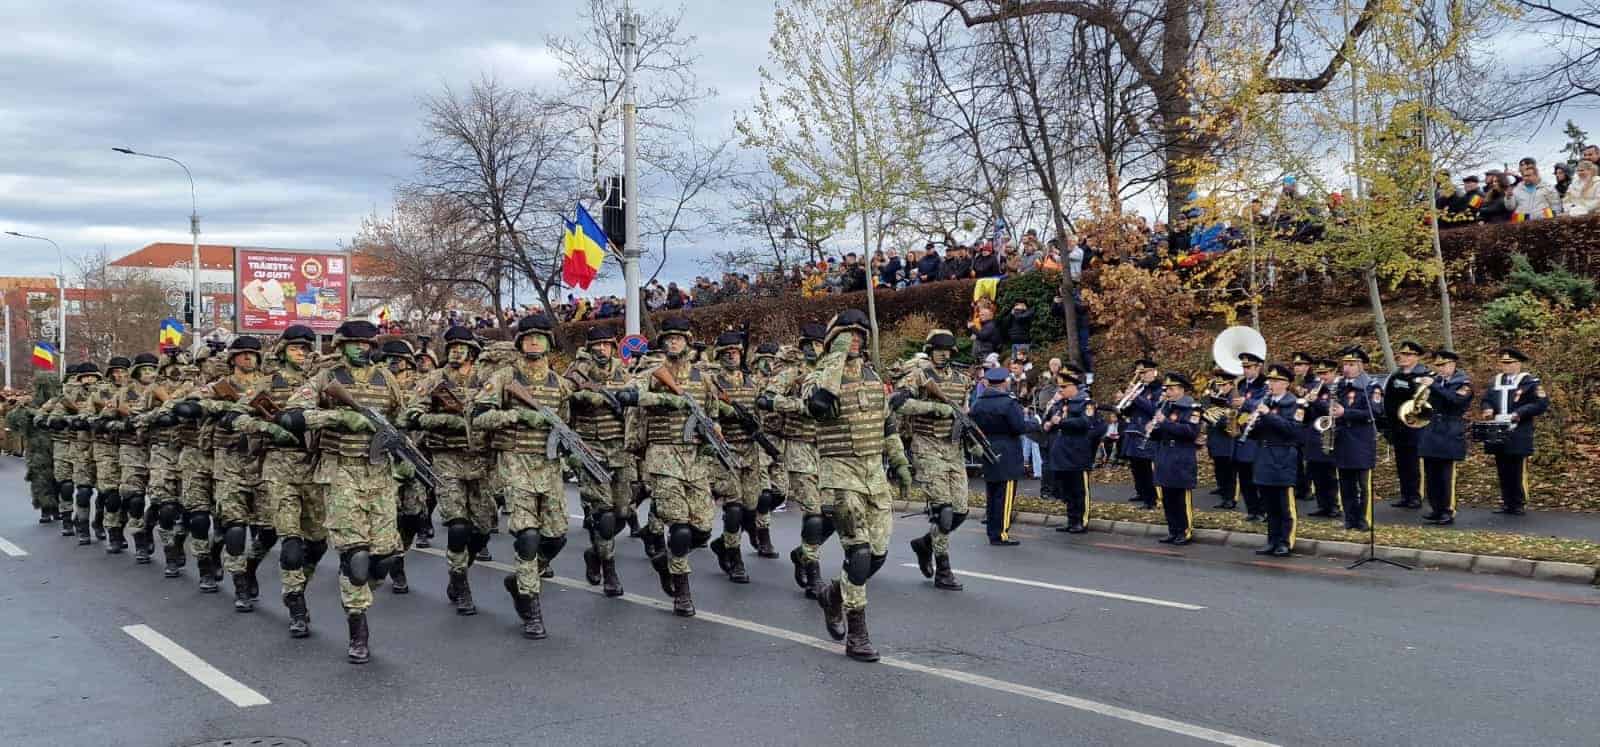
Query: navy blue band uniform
[
  {"left": 1479, "top": 356, "right": 1548, "bottom": 514},
  {"left": 1115, "top": 365, "right": 1161, "bottom": 508},
  {"left": 1148, "top": 382, "right": 1200, "bottom": 545},
  {"left": 1230, "top": 372, "right": 1268, "bottom": 521},
  {"left": 1417, "top": 360, "right": 1473, "bottom": 524},
  {"left": 1246, "top": 373, "right": 1304, "bottom": 556},
  {"left": 1382, "top": 344, "right": 1430, "bottom": 510}
]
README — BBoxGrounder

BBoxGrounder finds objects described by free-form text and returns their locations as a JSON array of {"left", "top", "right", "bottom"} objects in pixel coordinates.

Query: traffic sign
[{"left": 620, "top": 334, "right": 648, "bottom": 361}]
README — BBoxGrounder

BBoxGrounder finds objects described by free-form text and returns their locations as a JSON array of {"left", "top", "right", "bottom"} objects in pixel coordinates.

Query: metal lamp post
[
  {"left": 113, "top": 147, "right": 202, "bottom": 344},
  {"left": 4, "top": 231, "right": 68, "bottom": 357}
]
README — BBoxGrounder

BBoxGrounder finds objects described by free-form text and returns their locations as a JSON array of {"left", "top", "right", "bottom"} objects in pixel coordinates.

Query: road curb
[{"left": 892, "top": 500, "right": 1600, "bottom": 586}]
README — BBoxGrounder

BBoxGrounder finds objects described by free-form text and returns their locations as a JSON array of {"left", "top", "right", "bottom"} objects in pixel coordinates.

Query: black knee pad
[
  {"left": 305, "top": 539, "right": 329, "bottom": 568},
  {"left": 592, "top": 509, "right": 620, "bottom": 540},
  {"left": 689, "top": 526, "right": 712, "bottom": 549},
  {"left": 101, "top": 490, "right": 122, "bottom": 513},
  {"left": 819, "top": 506, "right": 838, "bottom": 538},
  {"left": 446, "top": 520, "right": 472, "bottom": 553},
  {"left": 869, "top": 553, "right": 887, "bottom": 578},
  {"left": 75, "top": 486, "right": 93, "bottom": 508},
  {"left": 340, "top": 548, "right": 371, "bottom": 586},
  {"left": 157, "top": 502, "right": 181, "bottom": 530},
  {"left": 123, "top": 492, "right": 144, "bottom": 517},
  {"left": 185, "top": 511, "right": 211, "bottom": 539},
  {"left": 58, "top": 481, "right": 73, "bottom": 505},
  {"left": 537, "top": 534, "right": 566, "bottom": 562},
  {"left": 252, "top": 527, "right": 278, "bottom": 553},
  {"left": 223, "top": 525, "right": 247, "bottom": 557},
  {"left": 949, "top": 511, "right": 968, "bottom": 532},
  {"left": 759, "top": 487, "right": 785, "bottom": 513},
  {"left": 468, "top": 530, "right": 490, "bottom": 555},
  {"left": 279, "top": 537, "right": 305, "bottom": 571},
  {"left": 667, "top": 524, "right": 694, "bottom": 557},
  {"left": 369, "top": 552, "right": 396, "bottom": 582},
  {"left": 843, "top": 544, "right": 873, "bottom": 586},
  {"left": 800, "top": 514, "right": 828, "bottom": 545},
  {"left": 513, "top": 530, "right": 541, "bottom": 562},
  {"left": 931, "top": 503, "right": 955, "bottom": 533},
  {"left": 721, "top": 502, "right": 745, "bottom": 535}
]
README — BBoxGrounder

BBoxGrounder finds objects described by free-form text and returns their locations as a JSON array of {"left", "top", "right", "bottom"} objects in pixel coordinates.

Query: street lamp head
[
  {"left": 112, "top": 147, "right": 136, "bottom": 155},
  {"left": 4, "top": 231, "right": 22, "bottom": 237}
]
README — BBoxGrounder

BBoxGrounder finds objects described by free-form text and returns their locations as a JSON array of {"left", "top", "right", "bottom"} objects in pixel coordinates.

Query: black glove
[
  {"left": 155, "top": 413, "right": 177, "bottom": 428},
  {"left": 48, "top": 417, "right": 66, "bottom": 430},
  {"left": 614, "top": 387, "right": 640, "bottom": 408},
  {"left": 754, "top": 394, "right": 774, "bottom": 412},
  {"left": 218, "top": 411, "right": 242, "bottom": 431},
  {"left": 173, "top": 400, "right": 203, "bottom": 420}
]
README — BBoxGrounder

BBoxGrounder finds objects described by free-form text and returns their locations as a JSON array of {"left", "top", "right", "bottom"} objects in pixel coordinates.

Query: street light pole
[
  {"left": 4, "top": 231, "right": 68, "bottom": 356},
  {"left": 114, "top": 147, "right": 201, "bottom": 345},
  {"left": 620, "top": 0, "right": 642, "bottom": 336}
]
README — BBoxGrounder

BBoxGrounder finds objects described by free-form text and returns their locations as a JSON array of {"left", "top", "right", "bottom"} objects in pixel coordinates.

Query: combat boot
[
  {"left": 933, "top": 554, "right": 964, "bottom": 591},
  {"left": 908, "top": 533, "right": 934, "bottom": 579},
  {"left": 450, "top": 571, "right": 476, "bottom": 615},
  {"left": 601, "top": 558, "right": 624, "bottom": 597},
  {"left": 197, "top": 554, "right": 219, "bottom": 593},
  {"left": 346, "top": 612, "right": 370, "bottom": 664},
  {"left": 208, "top": 539, "right": 226, "bottom": 581},
  {"left": 39, "top": 507, "right": 54, "bottom": 524},
  {"left": 844, "top": 608, "right": 880, "bottom": 662},
  {"left": 133, "top": 531, "right": 153, "bottom": 564},
  {"left": 650, "top": 552, "right": 674, "bottom": 596},
  {"left": 504, "top": 576, "right": 545, "bottom": 639},
  {"left": 105, "top": 525, "right": 126, "bottom": 554},
  {"left": 583, "top": 548, "right": 602, "bottom": 586},
  {"left": 232, "top": 574, "right": 255, "bottom": 612},
  {"left": 539, "top": 557, "right": 554, "bottom": 579},
  {"left": 389, "top": 556, "right": 409, "bottom": 594},
  {"left": 162, "top": 542, "right": 185, "bottom": 578},
  {"left": 285, "top": 592, "right": 310, "bottom": 638},
  {"left": 243, "top": 555, "right": 264, "bottom": 601},
  {"left": 75, "top": 518, "right": 91, "bottom": 545},
  {"left": 475, "top": 546, "right": 493, "bottom": 563},
  {"left": 817, "top": 580, "right": 846, "bottom": 640},
  {"left": 754, "top": 527, "right": 779, "bottom": 559},
  {"left": 626, "top": 512, "right": 642, "bottom": 538},
  {"left": 92, "top": 508, "right": 104, "bottom": 540},
  {"left": 725, "top": 545, "right": 749, "bottom": 584},
  {"left": 789, "top": 547, "right": 812, "bottom": 592},
  {"left": 806, "top": 560, "right": 825, "bottom": 601},
  {"left": 60, "top": 512, "right": 75, "bottom": 536},
  {"left": 708, "top": 536, "right": 734, "bottom": 575},
  {"left": 671, "top": 573, "right": 695, "bottom": 617}
]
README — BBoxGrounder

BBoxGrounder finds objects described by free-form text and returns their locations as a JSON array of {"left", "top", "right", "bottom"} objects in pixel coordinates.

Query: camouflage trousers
[
  {"left": 214, "top": 448, "right": 269, "bottom": 575},
  {"left": 433, "top": 450, "right": 493, "bottom": 574},
  {"left": 147, "top": 442, "right": 185, "bottom": 549},
  {"left": 267, "top": 450, "right": 327, "bottom": 596},
  {"left": 820, "top": 457, "right": 894, "bottom": 611},
  {"left": 119, "top": 443, "right": 150, "bottom": 533},
  {"left": 577, "top": 442, "right": 636, "bottom": 562},
  {"left": 93, "top": 441, "right": 123, "bottom": 528},
  {"left": 318, "top": 455, "right": 399, "bottom": 613},
  {"left": 646, "top": 468, "right": 714, "bottom": 576},
  {"left": 783, "top": 440, "right": 827, "bottom": 563},
  {"left": 27, "top": 462, "right": 56, "bottom": 512},
  {"left": 910, "top": 439, "right": 968, "bottom": 555},
  {"left": 496, "top": 451, "right": 568, "bottom": 596},
  {"left": 712, "top": 442, "right": 769, "bottom": 549},
  {"left": 70, "top": 440, "right": 95, "bottom": 524},
  {"left": 52, "top": 439, "right": 72, "bottom": 484}
]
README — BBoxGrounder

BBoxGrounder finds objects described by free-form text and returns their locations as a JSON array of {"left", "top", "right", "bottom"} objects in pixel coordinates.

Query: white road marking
[
  {"left": 569, "top": 514, "right": 585, "bottom": 520},
  {"left": 0, "top": 535, "right": 27, "bottom": 557},
  {"left": 415, "top": 548, "right": 1262, "bottom": 745},
  {"left": 900, "top": 564, "right": 1205, "bottom": 610},
  {"left": 121, "top": 624, "right": 270, "bottom": 708}
]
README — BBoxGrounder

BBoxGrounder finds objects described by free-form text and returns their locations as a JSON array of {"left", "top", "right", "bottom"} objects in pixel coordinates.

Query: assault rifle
[
  {"left": 504, "top": 379, "right": 613, "bottom": 485},
  {"left": 324, "top": 381, "right": 440, "bottom": 492},
  {"left": 651, "top": 366, "right": 740, "bottom": 470},
  {"left": 921, "top": 379, "right": 999, "bottom": 464}
]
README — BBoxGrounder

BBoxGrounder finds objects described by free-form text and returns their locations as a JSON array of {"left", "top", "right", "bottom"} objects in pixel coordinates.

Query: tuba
[{"left": 1211, "top": 326, "right": 1267, "bottom": 377}]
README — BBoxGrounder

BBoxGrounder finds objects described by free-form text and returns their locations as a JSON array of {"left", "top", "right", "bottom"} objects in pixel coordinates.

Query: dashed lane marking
[
  {"left": 0, "top": 535, "right": 27, "bottom": 557},
  {"left": 122, "top": 624, "right": 270, "bottom": 708}
]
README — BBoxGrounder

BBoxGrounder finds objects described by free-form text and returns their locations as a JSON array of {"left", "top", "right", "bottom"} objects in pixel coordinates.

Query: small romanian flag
[
  {"left": 1467, "top": 194, "right": 1484, "bottom": 209},
  {"left": 562, "top": 203, "right": 608, "bottom": 290},
  {"left": 32, "top": 341, "right": 58, "bottom": 371},
  {"left": 159, "top": 317, "right": 184, "bottom": 349},
  {"left": 1511, "top": 208, "right": 1556, "bottom": 223}
]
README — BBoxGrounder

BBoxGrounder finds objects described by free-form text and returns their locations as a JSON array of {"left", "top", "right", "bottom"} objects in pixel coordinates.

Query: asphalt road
[{"left": 1, "top": 457, "right": 1596, "bottom": 747}]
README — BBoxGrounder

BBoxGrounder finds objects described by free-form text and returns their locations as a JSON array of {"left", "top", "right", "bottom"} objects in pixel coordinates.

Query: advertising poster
[{"left": 234, "top": 247, "right": 351, "bottom": 335}]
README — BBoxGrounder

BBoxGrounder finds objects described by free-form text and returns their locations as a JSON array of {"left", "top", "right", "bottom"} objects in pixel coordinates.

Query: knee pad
[
  {"left": 101, "top": 490, "right": 122, "bottom": 513},
  {"left": 760, "top": 488, "right": 785, "bottom": 513},
  {"left": 468, "top": 530, "right": 490, "bottom": 555},
  {"left": 223, "top": 525, "right": 247, "bottom": 557},
  {"left": 305, "top": 539, "right": 329, "bottom": 568},
  {"left": 185, "top": 511, "right": 211, "bottom": 539},
  {"left": 931, "top": 503, "right": 955, "bottom": 533},
  {"left": 741, "top": 509, "right": 758, "bottom": 536},
  {"left": 124, "top": 493, "right": 145, "bottom": 519},
  {"left": 157, "top": 502, "right": 182, "bottom": 530},
  {"left": 721, "top": 502, "right": 745, "bottom": 535},
  {"left": 689, "top": 526, "right": 712, "bottom": 549},
  {"left": 446, "top": 520, "right": 472, "bottom": 553},
  {"left": 252, "top": 527, "right": 278, "bottom": 553},
  {"left": 949, "top": 511, "right": 969, "bottom": 532},
  {"left": 340, "top": 548, "right": 371, "bottom": 586},
  {"left": 667, "top": 524, "right": 694, "bottom": 557},
  {"left": 75, "top": 486, "right": 93, "bottom": 508},
  {"left": 537, "top": 534, "right": 567, "bottom": 562},
  {"left": 800, "top": 514, "right": 828, "bottom": 545},
  {"left": 368, "top": 553, "right": 396, "bottom": 582},
  {"left": 513, "top": 530, "right": 541, "bottom": 562},
  {"left": 592, "top": 509, "right": 620, "bottom": 540},
  {"left": 869, "top": 553, "right": 887, "bottom": 578},
  {"left": 843, "top": 544, "right": 873, "bottom": 586},
  {"left": 58, "top": 481, "right": 73, "bottom": 503},
  {"left": 279, "top": 537, "right": 305, "bottom": 571}
]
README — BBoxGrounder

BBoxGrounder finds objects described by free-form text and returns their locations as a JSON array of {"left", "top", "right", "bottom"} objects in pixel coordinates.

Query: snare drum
[{"left": 1470, "top": 421, "right": 1512, "bottom": 447}]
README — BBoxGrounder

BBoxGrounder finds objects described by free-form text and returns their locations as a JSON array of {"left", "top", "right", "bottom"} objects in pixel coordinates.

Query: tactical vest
[
  {"left": 816, "top": 364, "right": 886, "bottom": 458},
  {"left": 214, "top": 373, "right": 267, "bottom": 449},
  {"left": 93, "top": 386, "right": 121, "bottom": 445},
  {"left": 774, "top": 367, "right": 817, "bottom": 442},
  {"left": 489, "top": 366, "right": 563, "bottom": 454},
  {"left": 716, "top": 370, "right": 758, "bottom": 443},
  {"left": 568, "top": 360, "right": 627, "bottom": 444},
  {"left": 645, "top": 365, "right": 707, "bottom": 446},
  {"left": 422, "top": 368, "right": 478, "bottom": 452},
  {"left": 909, "top": 365, "right": 966, "bottom": 439},
  {"left": 318, "top": 366, "right": 395, "bottom": 459}
]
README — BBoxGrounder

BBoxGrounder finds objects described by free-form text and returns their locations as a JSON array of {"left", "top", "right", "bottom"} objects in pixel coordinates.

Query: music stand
[{"left": 1348, "top": 493, "right": 1411, "bottom": 571}]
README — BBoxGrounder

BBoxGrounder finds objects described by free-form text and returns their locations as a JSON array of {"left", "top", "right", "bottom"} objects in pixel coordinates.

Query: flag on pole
[
  {"left": 562, "top": 203, "right": 608, "bottom": 290},
  {"left": 31, "top": 341, "right": 57, "bottom": 371},
  {"left": 159, "top": 317, "right": 185, "bottom": 349}
]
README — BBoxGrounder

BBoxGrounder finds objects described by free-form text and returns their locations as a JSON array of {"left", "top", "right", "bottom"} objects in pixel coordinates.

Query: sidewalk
[{"left": 967, "top": 476, "right": 1600, "bottom": 544}]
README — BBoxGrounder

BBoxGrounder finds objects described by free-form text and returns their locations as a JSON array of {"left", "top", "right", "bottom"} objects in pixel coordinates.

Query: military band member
[
  {"left": 1230, "top": 352, "right": 1268, "bottom": 521},
  {"left": 757, "top": 324, "right": 828, "bottom": 599},
  {"left": 1043, "top": 370, "right": 1102, "bottom": 533},
  {"left": 706, "top": 331, "right": 770, "bottom": 584},
  {"left": 1149, "top": 373, "right": 1200, "bottom": 545},
  {"left": 895, "top": 329, "right": 973, "bottom": 590},
  {"left": 1418, "top": 350, "right": 1472, "bottom": 525},
  {"left": 1331, "top": 346, "right": 1381, "bottom": 531},
  {"left": 1290, "top": 351, "right": 1316, "bottom": 503},
  {"left": 1246, "top": 364, "right": 1304, "bottom": 556},
  {"left": 1303, "top": 359, "right": 1341, "bottom": 519},
  {"left": 1480, "top": 347, "right": 1549, "bottom": 515},
  {"left": 1383, "top": 340, "right": 1430, "bottom": 510},
  {"left": 1115, "top": 359, "right": 1161, "bottom": 508},
  {"left": 1203, "top": 371, "right": 1238, "bottom": 509},
  {"left": 564, "top": 326, "right": 637, "bottom": 597}
]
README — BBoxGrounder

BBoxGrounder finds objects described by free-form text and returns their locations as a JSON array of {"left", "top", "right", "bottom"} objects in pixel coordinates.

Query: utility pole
[
  {"left": 113, "top": 147, "right": 202, "bottom": 349},
  {"left": 621, "top": 0, "right": 642, "bottom": 336}
]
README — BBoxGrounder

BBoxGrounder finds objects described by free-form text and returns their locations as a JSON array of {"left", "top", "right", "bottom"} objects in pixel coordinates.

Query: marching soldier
[
  {"left": 172, "top": 350, "right": 229, "bottom": 592},
  {"left": 1331, "top": 346, "right": 1381, "bottom": 531},
  {"left": 1303, "top": 359, "right": 1342, "bottom": 520},
  {"left": 758, "top": 324, "right": 828, "bottom": 598},
  {"left": 1149, "top": 373, "right": 1200, "bottom": 545},
  {"left": 116, "top": 353, "right": 160, "bottom": 563},
  {"left": 39, "top": 368, "right": 79, "bottom": 535},
  {"left": 749, "top": 340, "right": 788, "bottom": 542},
  {"left": 281, "top": 320, "right": 410, "bottom": 663},
  {"left": 91, "top": 357, "right": 130, "bottom": 550},
  {"left": 564, "top": 326, "right": 636, "bottom": 597},
  {"left": 1203, "top": 371, "right": 1238, "bottom": 509},
  {"left": 1230, "top": 352, "right": 1268, "bottom": 521},
  {"left": 1245, "top": 364, "right": 1304, "bottom": 556},
  {"left": 380, "top": 338, "right": 424, "bottom": 594},
  {"left": 804, "top": 310, "right": 912, "bottom": 662},
  {"left": 894, "top": 329, "right": 973, "bottom": 590},
  {"left": 68, "top": 362, "right": 102, "bottom": 546},
  {"left": 1115, "top": 359, "right": 1161, "bottom": 508},
  {"left": 471, "top": 314, "right": 574, "bottom": 639},
  {"left": 10, "top": 374, "right": 59, "bottom": 524},
  {"left": 1480, "top": 347, "right": 1549, "bottom": 515},
  {"left": 1042, "top": 370, "right": 1102, "bottom": 534},
  {"left": 140, "top": 351, "right": 190, "bottom": 573},
  {"left": 1383, "top": 340, "right": 1430, "bottom": 509},
  {"left": 706, "top": 331, "right": 771, "bottom": 584},
  {"left": 202, "top": 337, "right": 273, "bottom": 611},
  {"left": 1418, "top": 350, "right": 1473, "bottom": 525}
]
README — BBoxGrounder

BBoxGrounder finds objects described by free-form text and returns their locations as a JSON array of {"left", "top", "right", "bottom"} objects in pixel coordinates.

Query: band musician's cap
[
  {"left": 1211, "top": 366, "right": 1233, "bottom": 379},
  {"left": 984, "top": 367, "right": 1010, "bottom": 383},
  {"left": 1133, "top": 357, "right": 1158, "bottom": 369},
  {"left": 1237, "top": 352, "right": 1265, "bottom": 365},
  {"left": 1338, "top": 346, "right": 1370, "bottom": 364},
  {"left": 1265, "top": 363, "right": 1293, "bottom": 382},
  {"left": 1163, "top": 372, "right": 1193, "bottom": 391},
  {"left": 1291, "top": 351, "right": 1314, "bottom": 365},
  {"left": 1499, "top": 347, "right": 1529, "bottom": 363},
  {"left": 1057, "top": 372, "right": 1082, "bottom": 387},
  {"left": 1397, "top": 340, "right": 1426, "bottom": 355},
  {"left": 1313, "top": 358, "right": 1337, "bottom": 373},
  {"left": 1433, "top": 349, "right": 1460, "bottom": 363}
]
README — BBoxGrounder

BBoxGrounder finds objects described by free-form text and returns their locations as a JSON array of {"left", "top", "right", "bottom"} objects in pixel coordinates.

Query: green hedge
[{"left": 1440, "top": 214, "right": 1600, "bottom": 280}]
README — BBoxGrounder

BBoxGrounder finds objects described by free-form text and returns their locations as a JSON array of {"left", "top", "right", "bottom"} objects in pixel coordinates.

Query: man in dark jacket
[
  {"left": 1149, "top": 373, "right": 1201, "bottom": 545},
  {"left": 1041, "top": 371, "right": 1102, "bottom": 533},
  {"left": 970, "top": 368, "right": 1035, "bottom": 546},
  {"left": 1004, "top": 302, "right": 1034, "bottom": 356},
  {"left": 1303, "top": 359, "right": 1341, "bottom": 519},
  {"left": 972, "top": 243, "right": 1003, "bottom": 278},
  {"left": 1418, "top": 350, "right": 1472, "bottom": 525},
  {"left": 1480, "top": 347, "right": 1549, "bottom": 515},
  {"left": 1246, "top": 364, "right": 1306, "bottom": 556},
  {"left": 915, "top": 244, "right": 943, "bottom": 284},
  {"left": 942, "top": 246, "right": 973, "bottom": 281}
]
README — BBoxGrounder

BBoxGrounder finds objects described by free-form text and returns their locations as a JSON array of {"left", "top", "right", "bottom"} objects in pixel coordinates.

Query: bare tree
[
  {"left": 76, "top": 249, "right": 169, "bottom": 361},
  {"left": 1492, "top": 0, "right": 1600, "bottom": 121},
  {"left": 350, "top": 192, "right": 495, "bottom": 321}
]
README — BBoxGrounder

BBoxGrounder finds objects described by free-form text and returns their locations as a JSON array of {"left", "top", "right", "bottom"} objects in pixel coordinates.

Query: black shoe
[
  {"left": 1492, "top": 506, "right": 1526, "bottom": 516},
  {"left": 1216, "top": 501, "right": 1237, "bottom": 510},
  {"left": 1065, "top": 523, "right": 1086, "bottom": 534},
  {"left": 1391, "top": 499, "right": 1418, "bottom": 509},
  {"left": 1157, "top": 536, "right": 1177, "bottom": 544},
  {"left": 1254, "top": 545, "right": 1276, "bottom": 556},
  {"left": 1127, "top": 496, "right": 1144, "bottom": 503},
  {"left": 1244, "top": 514, "right": 1263, "bottom": 522},
  {"left": 908, "top": 534, "right": 934, "bottom": 579},
  {"left": 1420, "top": 511, "right": 1443, "bottom": 522},
  {"left": 1307, "top": 509, "right": 1334, "bottom": 518},
  {"left": 1171, "top": 536, "right": 1193, "bottom": 546},
  {"left": 1346, "top": 522, "right": 1371, "bottom": 532},
  {"left": 1054, "top": 524, "right": 1074, "bottom": 533},
  {"left": 989, "top": 538, "right": 1020, "bottom": 546},
  {"left": 1270, "top": 544, "right": 1291, "bottom": 557},
  {"left": 1429, "top": 513, "right": 1455, "bottom": 525}
]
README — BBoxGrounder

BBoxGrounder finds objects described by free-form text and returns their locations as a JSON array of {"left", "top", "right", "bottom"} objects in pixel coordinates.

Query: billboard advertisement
[{"left": 234, "top": 247, "right": 351, "bottom": 335}]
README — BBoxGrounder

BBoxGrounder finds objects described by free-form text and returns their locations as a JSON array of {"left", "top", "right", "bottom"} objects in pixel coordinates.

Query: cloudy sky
[{"left": 1, "top": 1, "right": 1588, "bottom": 298}]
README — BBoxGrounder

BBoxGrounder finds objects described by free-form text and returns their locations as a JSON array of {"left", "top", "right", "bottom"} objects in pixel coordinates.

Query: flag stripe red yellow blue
[
  {"left": 159, "top": 317, "right": 184, "bottom": 348},
  {"left": 31, "top": 341, "right": 57, "bottom": 371},
  {"left": 562, "top": 204, "right": 608, "bottom": 290}
]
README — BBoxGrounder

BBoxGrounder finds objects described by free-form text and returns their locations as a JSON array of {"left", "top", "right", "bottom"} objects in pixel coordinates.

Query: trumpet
[
  {"left": 1114, "top": 373, "right": 1145, "bottom": 412},
  {"left": 1316, "top": 376, "right": 1345, "bottom": 452}
]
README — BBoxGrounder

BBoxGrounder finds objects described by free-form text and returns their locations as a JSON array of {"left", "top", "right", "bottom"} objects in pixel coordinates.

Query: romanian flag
[
  {"left": 1467, "top": 194, "right": 1484, "bottom": 209},
  {"left": 1511, "top": 208, "right": 1555, "bottom": 223},
  {"left": 159, "top": 317, "right": 184, "bottom": 349},
  {"left": 562, "top": 204, "right": 608, "bottom": 290},
  {"left": 31, "top": 341, "right": 57, "bottom": 371}
]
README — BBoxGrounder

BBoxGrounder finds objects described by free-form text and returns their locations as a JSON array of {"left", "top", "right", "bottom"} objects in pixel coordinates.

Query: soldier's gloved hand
[
  {"left": 418, "top": 413, "right": 466, "bottom": 431},
  {"left": 754, "top": 393, "right": 774, "bottom": 412},
  {"left": 336, "top": 410, "right": 373, "bottom": 433},
  {"left": 218, "top": 411, "right": 243, "bottom": 432},
  {"left": 155, "top": 412, "right": 177, "bottom": 428},
  {"left": 931, "top": 402, "right": 957, "bottom": 419},
  {"left": 390, "top": 458, "right": 416, "bottom": 481},
  {"left": 613, "top": 387, "right": 640, "bottom": 408},
  {"left": 262, "top": 423, "right": 298, "bottom": 446},
  {"left": 517, "top": 409, "right": 551, "bottom": 429},
  {"left": 892, "top": 464, "right": 913, "bottom": 491},
  {"left": 660, "top": 394, "right": 691, "bottom": 412},
  {"left": 471, "top": 409, "right": 516, "bottom": 432}
]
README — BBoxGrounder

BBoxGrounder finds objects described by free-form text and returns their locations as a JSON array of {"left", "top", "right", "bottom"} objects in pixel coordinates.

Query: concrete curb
[{"left": 887, "top": 500, "right": 1600, "bottom": 586}]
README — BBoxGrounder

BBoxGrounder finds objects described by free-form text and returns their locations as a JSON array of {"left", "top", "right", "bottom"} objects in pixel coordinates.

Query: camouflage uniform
[
  {"left": 565, "top": 333, "right": 636, "bottom": 597},
  {"left": 894, "top": 331, "right": 973, "bottom": 591},
  {"left": 283, "top": 320, "right": 408, "bottom": 663},
  {"left": 42, "top": 377, "right": 80, "bottom": 533},
  {"left": 10, "top": 375, "right": 59, "bottom": 522},
  {"left": 89, "top": 359, "right": 131, "bottom": 549},
  {"left": 378, "top": 338, "right": 423, "bottom": 595},
  {"left": 706, "top": 332, "right": 771, "bottom": 584},
  {"left": 401, "top": 326, "right": 492, "bottom": 615},
  {"left": 472, "top": 314, "right": 572, "bottom": 639},
  {"left": 140, "top": 354, "right": 191, "bottom": 577},
  {"left": 65, "top": 364, "right": 102, "bottom": 544},
  {"left": 201, "top": 338, "right": 273, "bottom": 610},
  {"left": 114, "top": 354, "right": 160, "bottom": 562},
  {"left": 760, "top": 329, "right": 827, "bottom": 597},
  {"left": 171, "top": 352, "right": 229, "bottom": 591},
  {"left": 804, "top": 310, "right": 912, "bottom": 662}
]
